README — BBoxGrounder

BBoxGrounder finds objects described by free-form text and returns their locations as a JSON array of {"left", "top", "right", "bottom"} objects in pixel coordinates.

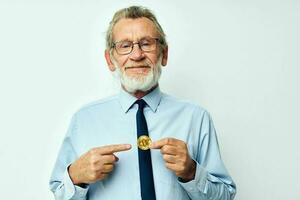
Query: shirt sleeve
[
  {"left": 49, "top": 114, "right": 89, "bottom": 200},
  {"left": 178, "top": 110, "right": 237, "bottom": 200}
]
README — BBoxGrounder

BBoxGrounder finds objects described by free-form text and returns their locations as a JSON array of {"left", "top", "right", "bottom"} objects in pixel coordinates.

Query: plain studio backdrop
[{"left": 0, "top": 0, "right": 299, "bottom": 199}]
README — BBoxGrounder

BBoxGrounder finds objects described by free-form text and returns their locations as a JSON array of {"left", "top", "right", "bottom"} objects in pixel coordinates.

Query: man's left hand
[{"left": 150, "top": 138, "right": 196, "bottom": 181}]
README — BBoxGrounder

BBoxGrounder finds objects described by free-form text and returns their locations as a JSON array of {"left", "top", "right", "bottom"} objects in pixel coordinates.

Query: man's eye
[
  {"left": 140, "top": 41, "right": 151, "bottom": 46},
  {"left": 119, "top": 42, "right": 131, "bottom": 48}
]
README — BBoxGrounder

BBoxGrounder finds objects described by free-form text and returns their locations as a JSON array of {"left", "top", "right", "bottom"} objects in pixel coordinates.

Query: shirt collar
[{"left": 118, "top": 86, "right": 162, "bottom": 113}]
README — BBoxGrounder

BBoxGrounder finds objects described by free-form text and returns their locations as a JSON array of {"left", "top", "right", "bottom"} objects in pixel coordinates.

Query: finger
[
  {"left": 162, "top": 154, "right": 177, "bottom": 163},
  {"left": 160, "top": 145, "right": 178, "bottom": 155},
  {"left": 165, "top": 162, "right": 178, "bottom": 172},
  {"left": 150, "top": 138, "right": 182, "bottom": 149},
  {"left": 101, "top": 164, "right": 114, "bottom": 173},
  {"left": 99, "top": 144, "right": 132, "bottom": 154},
  {"left": 150, "top": 138, "right": 170, "bottom": 149},
  {"left": 101, "top": 155, "right": 118, "bottom": 164}
]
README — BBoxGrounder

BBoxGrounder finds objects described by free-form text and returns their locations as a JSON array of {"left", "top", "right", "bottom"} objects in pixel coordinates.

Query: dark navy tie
[{"left": 136, "top": 99, "right": 156, "bottom": 200}]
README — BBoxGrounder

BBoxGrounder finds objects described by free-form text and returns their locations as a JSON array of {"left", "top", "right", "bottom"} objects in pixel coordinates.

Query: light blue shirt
[{"left": 49, "top": 86, "right": 236, "bottom": 200}]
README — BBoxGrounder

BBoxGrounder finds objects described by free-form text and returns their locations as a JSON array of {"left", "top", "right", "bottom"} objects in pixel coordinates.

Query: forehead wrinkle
[{"left": 112, "top": 17, "right": 158, "bottom": 42}]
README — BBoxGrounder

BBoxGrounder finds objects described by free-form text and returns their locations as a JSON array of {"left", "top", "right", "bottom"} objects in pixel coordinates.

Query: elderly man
[{"left": 50, "top": 6, "right": 236, "bottom": 200}]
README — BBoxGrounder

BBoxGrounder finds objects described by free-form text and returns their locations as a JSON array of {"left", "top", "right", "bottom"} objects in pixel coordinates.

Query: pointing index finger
[
  {"left": 100, "top": 144, "right": 132, "bottom": 155},
  {"left": 150, "top": 138, "right": 177, "bottom": 149}
]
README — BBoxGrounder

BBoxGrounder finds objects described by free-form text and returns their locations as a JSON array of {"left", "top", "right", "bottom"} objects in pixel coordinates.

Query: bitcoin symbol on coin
[{"left": 137, "top": 135, "right": 152, "bottom": 150}]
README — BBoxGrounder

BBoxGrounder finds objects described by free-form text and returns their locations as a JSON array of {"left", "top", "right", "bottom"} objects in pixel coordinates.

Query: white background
[{"left": 0, "top": 0, "right": 299, "bottom": 199}]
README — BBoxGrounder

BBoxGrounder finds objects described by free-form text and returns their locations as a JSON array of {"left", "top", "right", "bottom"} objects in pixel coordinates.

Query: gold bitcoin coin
[{"left": 137, "top": 135, "right": 152, "bottom": 150}]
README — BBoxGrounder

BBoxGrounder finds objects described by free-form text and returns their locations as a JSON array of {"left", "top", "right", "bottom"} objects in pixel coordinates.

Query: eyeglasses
[{"left": 112, "top": 37, "right": 160, "bottom": 55}]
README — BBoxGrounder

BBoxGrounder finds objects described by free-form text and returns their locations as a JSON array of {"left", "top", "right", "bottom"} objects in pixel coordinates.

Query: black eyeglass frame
[{"left": 112, "top": 37, "right": 161, "bottom": 55}]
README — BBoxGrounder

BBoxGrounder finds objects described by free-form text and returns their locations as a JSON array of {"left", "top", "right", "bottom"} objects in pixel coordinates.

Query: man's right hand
[{"left": 68, "top": 144, "right": 131, "bottom": 185}]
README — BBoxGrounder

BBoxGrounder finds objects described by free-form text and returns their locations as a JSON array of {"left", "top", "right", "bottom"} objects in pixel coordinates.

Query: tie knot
[{"left": 136, "top": 99, "right": 147, "bottom": 109}]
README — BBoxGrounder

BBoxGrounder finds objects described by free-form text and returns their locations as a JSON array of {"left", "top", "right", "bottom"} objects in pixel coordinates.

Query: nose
[{"left": 129, "top": 43, "right": 145, "bottom": 61}]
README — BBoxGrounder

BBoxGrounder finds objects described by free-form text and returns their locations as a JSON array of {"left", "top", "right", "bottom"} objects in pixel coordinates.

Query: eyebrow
[{"left": 115, "top": 36, "right": 156, "bottom": 43}]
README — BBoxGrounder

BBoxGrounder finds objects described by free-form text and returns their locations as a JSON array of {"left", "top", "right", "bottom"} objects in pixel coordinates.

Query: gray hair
[{"left": 105, "top": 6, "right": 167, "bottom": 52}]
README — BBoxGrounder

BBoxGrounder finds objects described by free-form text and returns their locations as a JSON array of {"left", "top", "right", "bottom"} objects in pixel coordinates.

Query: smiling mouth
[{"left": 126, "top": 66, "right": 150, "bottom": 69}]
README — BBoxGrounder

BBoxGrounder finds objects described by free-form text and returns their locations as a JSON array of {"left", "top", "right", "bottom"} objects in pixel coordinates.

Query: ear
[
  {"left": 105, "top": 50, "right": 116, "bottom": 71},
  {"left": 161, "top": 46, "right": 168, "bottom": 66}
]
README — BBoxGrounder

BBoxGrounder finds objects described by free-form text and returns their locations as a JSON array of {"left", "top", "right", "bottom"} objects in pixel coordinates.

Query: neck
[{"left": 122, "top": 84, "right": 158, "bottom": 99}]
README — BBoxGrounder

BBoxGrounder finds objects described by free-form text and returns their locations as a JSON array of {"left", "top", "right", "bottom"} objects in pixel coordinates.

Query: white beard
[{"left": 112, "top": 56, "right": 162, "bottom": 93}]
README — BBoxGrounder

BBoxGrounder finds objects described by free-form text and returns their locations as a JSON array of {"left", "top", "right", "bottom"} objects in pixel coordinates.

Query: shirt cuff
[
  {"left": 178, "top": 161, "right": 208, "bottom": 194},
  {"left": 63, "top": 165, "right": 89, "bottom": 199}
]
